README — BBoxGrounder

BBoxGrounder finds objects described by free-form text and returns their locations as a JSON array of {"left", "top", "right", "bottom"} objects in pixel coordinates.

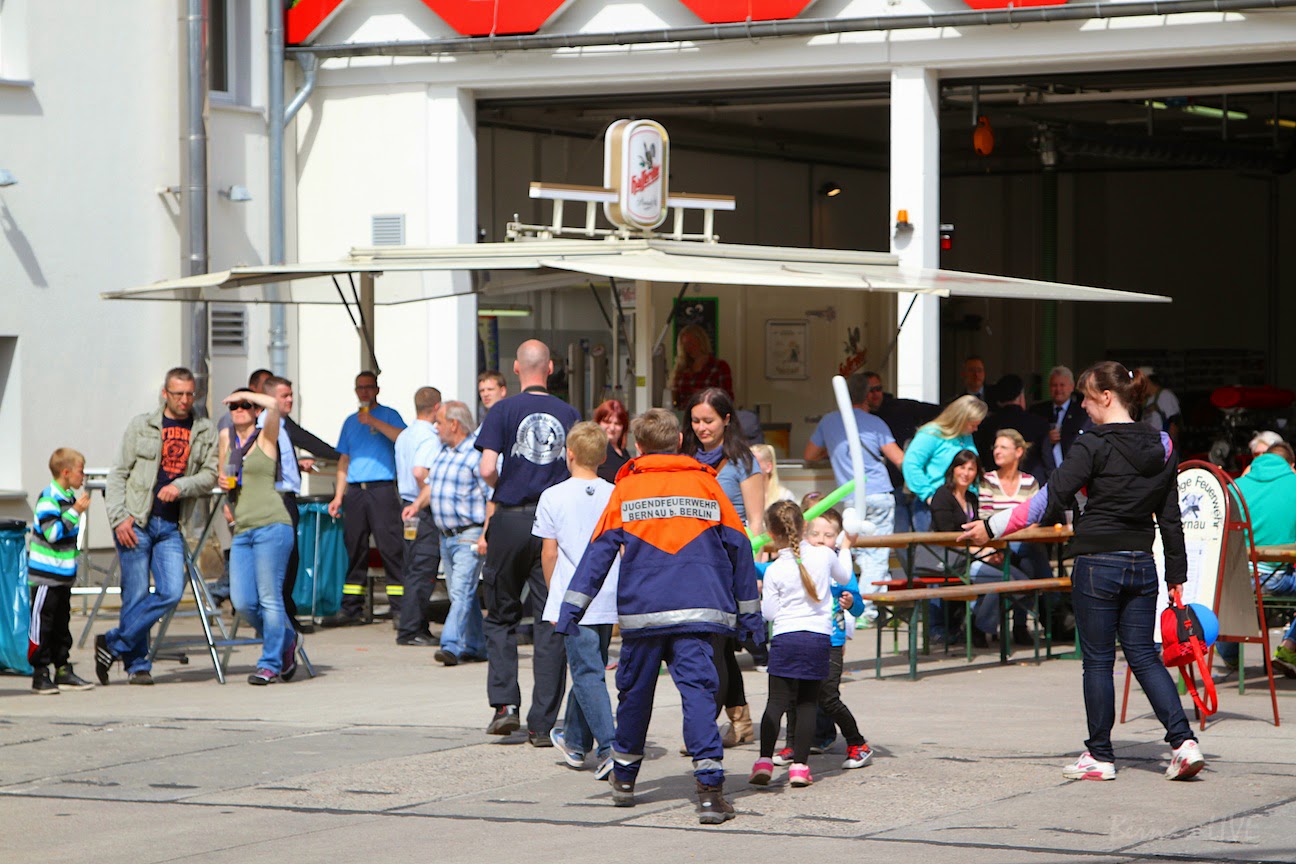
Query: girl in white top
[{"left": 749, "top": 501, "right": 851, "bottom": 789}]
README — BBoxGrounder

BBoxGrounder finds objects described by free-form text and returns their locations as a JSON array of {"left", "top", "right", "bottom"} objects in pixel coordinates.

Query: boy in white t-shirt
[{"left": 533, "top": 422, "right": 620, "bottom": 778}]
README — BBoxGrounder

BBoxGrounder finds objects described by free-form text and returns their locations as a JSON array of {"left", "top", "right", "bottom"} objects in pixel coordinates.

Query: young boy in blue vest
[
  {"left": 29, "top": 448, "right": 95, "bottom": 694},
  {"left": 555, "top": 408, "right": 763, "bottom": 825}
]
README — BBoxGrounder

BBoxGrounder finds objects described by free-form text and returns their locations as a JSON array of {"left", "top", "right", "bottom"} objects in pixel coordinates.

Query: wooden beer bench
[{"left": 853, "top": 526, "right": 1075, "bottom": 680}]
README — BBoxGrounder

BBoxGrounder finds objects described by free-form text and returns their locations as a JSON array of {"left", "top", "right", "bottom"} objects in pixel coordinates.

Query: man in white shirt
[{"left": 394, "top": 387, "right": 442, "bottom": 646}]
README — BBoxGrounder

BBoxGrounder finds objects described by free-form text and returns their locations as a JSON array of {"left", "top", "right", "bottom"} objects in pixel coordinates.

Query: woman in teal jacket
[{"left": 901, "top": 395, "right": 987, "bottom": 533}]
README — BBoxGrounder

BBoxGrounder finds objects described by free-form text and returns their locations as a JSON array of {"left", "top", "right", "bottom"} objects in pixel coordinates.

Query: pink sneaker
[
  {"left": 1062, "top": 751, "right": 1116, "bottom": 781},
  {"left": 1165, "top": 739, "right": 1205, "bottom": 781},
  {"left": 788, "top": 763, "right": 813, "bottom": 787},
  {"left": 748, "top": 758, "right": 774, "bottom": 786}
]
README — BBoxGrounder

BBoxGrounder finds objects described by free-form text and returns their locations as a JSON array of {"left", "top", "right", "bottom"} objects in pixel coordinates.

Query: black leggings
[
  {"left": 785, "top": 644, "right": 865, "bottom": 747},
  {"left": 711, "top": 636, "right": 747, "bottom": 713},
  {"left": 760, "top": 675, "right": 822, "bottom": 763}
]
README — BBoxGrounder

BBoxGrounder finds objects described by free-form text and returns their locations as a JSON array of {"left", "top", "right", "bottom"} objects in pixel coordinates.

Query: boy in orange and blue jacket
[{"left": 556, "top": 409, "right": 763, "bottom": 825}]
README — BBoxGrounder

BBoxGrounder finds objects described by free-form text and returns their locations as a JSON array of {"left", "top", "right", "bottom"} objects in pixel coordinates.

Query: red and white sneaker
[
  {"left": 771, "top": 747, "right": 795, "bottom": 766},
  {"left": 748, "top": 757, "right": 774, "bottom": 786},
  {"left": 843, "top": 743, "right": 873, "bottom": 769},
  {"left": 788, "top": 763, "right": 814, "bottom": 787},
  {"left": 1062, "top": 751, "right": 1116, "bottom": 781},
  {"left": 1165, "top": 740, "right": 1205, "bottom": 781}
]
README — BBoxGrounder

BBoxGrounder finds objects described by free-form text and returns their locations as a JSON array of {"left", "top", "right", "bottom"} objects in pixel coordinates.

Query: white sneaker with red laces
[
  {"left": 1062, "top": 752, "right": 1116, "bottom": 781},
  {"left": 771, "top": 747, "right": 794, "bottom": 766},
  {"left": 1165, "top": 739, "right": 1205, "bottom": 781}
]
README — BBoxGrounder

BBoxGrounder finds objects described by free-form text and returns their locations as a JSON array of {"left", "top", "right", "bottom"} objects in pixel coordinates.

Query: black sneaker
[
  {"left": 31, "top": 668, "right": 59, "bottom": 696},
  {"left": 486, "top": 705, "right": 520, "bottom": 735},
  {"left": 434, "top": 649, "right": 460, "bottom": 666},
  {"left": 608, "top": 773, "right": 636, "bottom": 807},
  {"left": 319, "top": 612, "right": 361, "bottom": 628},
  {"left": 695, "top": 780, "right": 736, "bottom": 825},
  {"left": 128, "top": 670, "right": 155, "bottom": 686},
  {"left": 55, "top": 664, "right": 95, "bottom": 691},
  {"left": 396, "top": 635, "right": 436, "bottom": 647},
  {"left": 281, "top": 632, "right": 299, "bottom": 682},
  {"left": 527, "top": 729, "right": 554, "bottom": 748},
  {"left": 94, "top": 634, "right": 115, "bottom": 685}
]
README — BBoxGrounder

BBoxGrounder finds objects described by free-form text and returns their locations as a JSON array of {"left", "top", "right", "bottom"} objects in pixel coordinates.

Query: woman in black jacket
[{"left": 963, "top": 362, "right": 1202, "bottom": 782}]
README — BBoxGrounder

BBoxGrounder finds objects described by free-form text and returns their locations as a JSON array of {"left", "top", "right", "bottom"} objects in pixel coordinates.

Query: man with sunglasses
[{"left": 96, "top": 367, "right": 218, "bottom": 685}]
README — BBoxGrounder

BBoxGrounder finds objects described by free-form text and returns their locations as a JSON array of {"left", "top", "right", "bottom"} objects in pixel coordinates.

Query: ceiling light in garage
[{"left": 819, "top": 181, "right": 842, "bottom": 198}]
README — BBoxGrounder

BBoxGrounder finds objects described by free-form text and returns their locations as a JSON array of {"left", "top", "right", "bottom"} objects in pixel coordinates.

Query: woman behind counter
[
  {"left": 218, "top": 389, "right": 299, "bottom": 686},
  {"left": 670, "top": 323, "right": 733, "bottom": 410}
]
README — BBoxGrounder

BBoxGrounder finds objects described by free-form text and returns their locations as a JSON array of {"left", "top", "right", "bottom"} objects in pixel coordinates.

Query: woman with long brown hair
[{"left": 965, "top": 362, "right": 1203, "bottom": 781}]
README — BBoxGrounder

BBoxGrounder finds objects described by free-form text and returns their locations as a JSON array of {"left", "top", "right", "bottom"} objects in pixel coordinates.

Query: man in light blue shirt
[
  {"left": 805, "top": 372, "right": 906, "bottom": 614},
  {"left": 394, "top": 387, "right": 442, "bottom": 646},
  {"left": 322, "top": 371, "right": 407, "bottom": 627}
]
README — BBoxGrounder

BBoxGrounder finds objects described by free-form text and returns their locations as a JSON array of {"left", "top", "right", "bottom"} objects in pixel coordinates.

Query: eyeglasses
[
  {"left": 230, "top": 401, "right": 255, "bottom": 411},
  {"left": 355, "top": 384, "right": 378, "bottom": 391},
  {"left": 868, "top": 385, "right": 884, "bottom": 393},
  {"left": 166, "top": 390, "right": 196, "bottom": 399}
]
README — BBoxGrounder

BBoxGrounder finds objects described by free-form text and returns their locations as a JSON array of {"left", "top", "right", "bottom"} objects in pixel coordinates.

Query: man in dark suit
[
  {"left": 1029, "top": 365, "right": 1090, "bottom": 480},
  {"left": 974, "top": 374, "right": 1050, "bottom": 477}
]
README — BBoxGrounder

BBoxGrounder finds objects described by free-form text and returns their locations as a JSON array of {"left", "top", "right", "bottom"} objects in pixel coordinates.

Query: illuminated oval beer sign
[{"left": 604, "top": 119, "right": 670, "bottom": 231}]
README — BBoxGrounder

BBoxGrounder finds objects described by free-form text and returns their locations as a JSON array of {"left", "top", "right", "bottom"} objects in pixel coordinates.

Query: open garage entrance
[{"left": 474, "top": 60, "right": 1296, "bottom": 463}]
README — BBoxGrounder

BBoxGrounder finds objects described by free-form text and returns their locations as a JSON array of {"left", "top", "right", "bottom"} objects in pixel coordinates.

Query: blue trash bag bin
[
  {"left": 293, "top": 499, "right": 345, "bottom": 618},
  {"left": 0, "top": 521, "right": 33, "bottom": 675}
]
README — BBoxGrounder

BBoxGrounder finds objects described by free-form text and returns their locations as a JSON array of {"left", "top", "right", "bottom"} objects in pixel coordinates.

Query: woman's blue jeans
[
  {"left": 562, "top": 623, "right": 615, "bottom": 760},
  {"left": 1071, "top": 552, "right": 1194, "bottom": 764},
  {"left": 230, "top": 522, "right": 294, "bottom": 674}
]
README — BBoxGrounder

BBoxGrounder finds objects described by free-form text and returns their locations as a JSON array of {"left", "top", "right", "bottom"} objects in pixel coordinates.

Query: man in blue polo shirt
[
  {"left": 323, "top": 371, "right": 407, "bottom": 627},
  {"left": 805, "top": 371, "right": 905, "bottom": 605},
  {"left": 394, "top": 386, "right": 442, "bottom": 646},
  {"left": 476, "top": 340, "right": 580, "bottom": 742}
]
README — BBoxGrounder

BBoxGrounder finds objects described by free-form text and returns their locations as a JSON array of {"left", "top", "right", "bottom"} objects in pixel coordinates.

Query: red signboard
[
  {"left": 678, "top": 0, "right": 815, "bottom": 22},
  {"left": 961, "top": 0, "right": 1065, "bottom": 8},
  {"left": 421, "top": 1, "right": 570, "bottom": 36},
  {"left": 286, "top": 0, "right": 347, "bottom": 46}
]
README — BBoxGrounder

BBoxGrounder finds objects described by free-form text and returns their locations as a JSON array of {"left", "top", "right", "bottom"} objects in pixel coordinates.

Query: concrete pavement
[{"left": 2, "top": 615, "right": 1294, "bottom": 864}]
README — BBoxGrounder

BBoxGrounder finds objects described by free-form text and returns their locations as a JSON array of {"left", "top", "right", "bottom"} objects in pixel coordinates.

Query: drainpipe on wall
[
  {"left": 1038, "top": 126, "right": 1059, "bottom": 387},
  {"left": 269, "top": 0, "right": 318, "bottom": 377},
  {"left": 186, "top": 0, "right": 210, "bottom": 416}
]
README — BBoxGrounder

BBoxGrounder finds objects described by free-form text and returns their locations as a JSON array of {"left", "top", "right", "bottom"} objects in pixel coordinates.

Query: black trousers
[
  {"left": 29, "top": 583, "right": 73, "bottom": 670},
  {"left": 341, "top": 481, "right": 405, "bottom": 619},
  {"left": 760, "top": 674, "right": 822, "bottom": 763},
  {"left": 280, "top": 492, "right": 301, "bottom": 627},
  {"left": 785, "top": 644, "right": 865, "bottom": 747},
  {"left": 398, "top": 506, "right": 441, "bottom": 640},
  {"left": 482, "top": 507, "right": 566, "bottom": 734},
  {"left": 711, "top": 635, "right": 747, "bottom": 714}
]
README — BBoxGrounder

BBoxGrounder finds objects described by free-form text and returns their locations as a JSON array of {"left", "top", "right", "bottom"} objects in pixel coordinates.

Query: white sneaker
[
  {"left": 1061, "top": 751, "right": 1116, "bottom": 781},
  {"left": 1165, "top": 739, "right": 1205, "bottom": 781},
  {"left": 550, "top": 728, "right": 585, "bottom": 769}
]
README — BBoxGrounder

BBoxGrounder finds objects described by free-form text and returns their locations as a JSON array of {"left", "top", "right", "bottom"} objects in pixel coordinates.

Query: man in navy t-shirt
[{"left": 475, "top": 340, "right": 580, "bottom": 742}]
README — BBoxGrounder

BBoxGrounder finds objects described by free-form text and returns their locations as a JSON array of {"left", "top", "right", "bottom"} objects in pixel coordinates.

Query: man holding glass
[{"left": 321, "top": 371, "right": 406, "bottom": 627}]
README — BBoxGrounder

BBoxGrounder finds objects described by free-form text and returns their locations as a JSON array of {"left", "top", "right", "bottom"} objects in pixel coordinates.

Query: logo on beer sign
[{"left": 604, "top": 119, "right": 670, "bottom": 231}]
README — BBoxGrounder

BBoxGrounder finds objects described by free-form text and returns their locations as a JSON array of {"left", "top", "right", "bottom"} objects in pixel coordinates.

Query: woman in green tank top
[{"left": 218, "top": 389, "right": 299, "bottom": 686}]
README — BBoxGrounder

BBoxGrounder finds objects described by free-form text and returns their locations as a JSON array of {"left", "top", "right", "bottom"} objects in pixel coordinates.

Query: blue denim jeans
[
  {"left": 562, "top": 623, "right": 615, "bottom": 760},
  {"left": 107, "top": 516, "right": 187, "bottom": 674},
  {"left": 1071, "top": 552, "right": 1195, "bottom": 764},
  {"left": 439, "top": 527, "right": 485, "bottom": 659},
  {"left": 853, "top": 493, "right": 897, "bottom": 619},
  {"left": 1216, "top": 565, "right": 1296, "bottom": 663},
  {"left": 230, "top": 522, "right": 294, "bottom": 674}
]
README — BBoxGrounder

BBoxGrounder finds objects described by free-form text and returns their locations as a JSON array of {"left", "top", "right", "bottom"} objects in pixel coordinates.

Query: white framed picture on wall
[{"left": 765, "top": 319, "right": 809, "bottom": 380}]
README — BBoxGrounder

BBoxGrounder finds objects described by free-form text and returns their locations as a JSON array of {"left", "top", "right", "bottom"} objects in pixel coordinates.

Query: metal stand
[{"left": 221, "top": 612, "right": 316, "bottom": 680}]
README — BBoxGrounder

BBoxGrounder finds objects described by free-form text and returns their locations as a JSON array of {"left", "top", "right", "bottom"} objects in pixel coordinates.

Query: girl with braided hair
[{"left": 749, "top": 501, "right": 852, "bottom": 788}]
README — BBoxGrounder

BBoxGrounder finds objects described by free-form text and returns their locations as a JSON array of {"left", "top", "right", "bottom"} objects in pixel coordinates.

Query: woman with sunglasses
[{"left": 218, "top": 389, "right": 299, "bottom": 685}]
